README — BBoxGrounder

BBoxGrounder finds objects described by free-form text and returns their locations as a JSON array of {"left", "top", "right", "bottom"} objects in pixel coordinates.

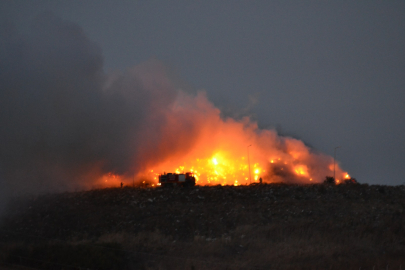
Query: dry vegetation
[{"left": 1, "top": 183, "right": 405, "bottom": 269}]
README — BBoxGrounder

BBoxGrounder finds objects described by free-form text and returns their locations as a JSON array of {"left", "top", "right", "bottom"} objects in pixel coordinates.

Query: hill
[{"left": 1, "top": 183, "right": 405, "bottom": 269}]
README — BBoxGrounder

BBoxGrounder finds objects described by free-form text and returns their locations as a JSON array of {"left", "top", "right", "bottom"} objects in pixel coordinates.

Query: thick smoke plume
[{"left": 0, "top": 14, "right": 348, "bottom": 201}]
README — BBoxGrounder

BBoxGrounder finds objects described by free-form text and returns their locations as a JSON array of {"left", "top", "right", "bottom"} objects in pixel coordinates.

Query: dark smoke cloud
[{"left": 0, "top": 14, "right": 188, "bottom": 198}]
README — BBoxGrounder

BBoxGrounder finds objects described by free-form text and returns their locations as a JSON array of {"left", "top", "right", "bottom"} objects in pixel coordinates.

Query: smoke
[
  {"left": 0, "top": 14, "right": 149, "bottom": 193},
  {"left": 0, "top": 13, "right": 211, "bottom": 194},
  {"left": 0, "top": 14, "right": 348, "bottom": 200}
]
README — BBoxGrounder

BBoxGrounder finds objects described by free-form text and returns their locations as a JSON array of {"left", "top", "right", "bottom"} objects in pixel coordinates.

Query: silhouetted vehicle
[{"left": 159, "top": 172, "right": 196, "bottom": 187}]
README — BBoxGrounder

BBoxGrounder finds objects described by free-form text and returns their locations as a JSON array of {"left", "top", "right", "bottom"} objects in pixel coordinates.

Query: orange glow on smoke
[
  {"left": 97, "top": 172, "right": 122, "bottom": 187},
  {"left": 98, "top": 91, "right": 350, "bottom": 187}
]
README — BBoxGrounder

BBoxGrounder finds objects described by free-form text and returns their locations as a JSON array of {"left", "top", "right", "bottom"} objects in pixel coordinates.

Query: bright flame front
[{"left": 100, "top": 91, "right": 350, "bottom": 186}]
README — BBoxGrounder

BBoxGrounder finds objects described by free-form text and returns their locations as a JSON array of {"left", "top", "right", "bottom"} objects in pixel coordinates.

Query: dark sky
[{"left": 1, "top": 1, "right": 404, "bottom": 186}]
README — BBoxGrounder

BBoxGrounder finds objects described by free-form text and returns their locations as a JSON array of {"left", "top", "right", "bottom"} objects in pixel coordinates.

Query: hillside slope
[{"left": 1, "top": 184, "right": 405, "bottom": 269}]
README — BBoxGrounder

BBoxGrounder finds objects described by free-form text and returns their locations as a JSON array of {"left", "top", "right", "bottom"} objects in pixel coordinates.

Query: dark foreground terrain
[{"left": 1, "top": 183, "right": 405, "bottom": 269}]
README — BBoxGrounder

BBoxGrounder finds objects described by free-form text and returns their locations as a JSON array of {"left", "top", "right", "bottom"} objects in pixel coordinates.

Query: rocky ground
[{"left": 1, "top": 183, "right": 405, "bottom": 269}]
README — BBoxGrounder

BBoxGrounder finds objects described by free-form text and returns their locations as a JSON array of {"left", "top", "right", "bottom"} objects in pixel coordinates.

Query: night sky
[{"left": 1, "top": 1, "right": 404, "bottom": 187}]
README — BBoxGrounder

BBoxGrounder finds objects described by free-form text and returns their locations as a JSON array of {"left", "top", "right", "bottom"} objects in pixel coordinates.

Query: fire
[
  {"left": 294, "top": 165, "right": 308, "bottom": 177},
  {"left": 143, "top": 143, "right": 349, "bottom": 186},
  {"left": 138, "top": 151, "right": 264, "bottom": 186},
  {"left": 99, "top": 91, "right": 350, "bottom": 187},
  {"left": 212, "top": 157, "right": 218, "bottom": 165}
]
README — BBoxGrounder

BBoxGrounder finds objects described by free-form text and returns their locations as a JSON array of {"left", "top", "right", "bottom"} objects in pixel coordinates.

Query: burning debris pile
[{"left": 1, "top": 184, "right": 404, "bottom": 269}]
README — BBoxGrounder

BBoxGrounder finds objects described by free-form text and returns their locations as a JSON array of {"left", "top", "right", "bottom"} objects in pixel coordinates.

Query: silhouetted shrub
[
  {"left": 324, "top": 176, "right": 335, "bottom": 185},
  {"left": 344, "top": 178, "right": 359, "bottom": 185}
]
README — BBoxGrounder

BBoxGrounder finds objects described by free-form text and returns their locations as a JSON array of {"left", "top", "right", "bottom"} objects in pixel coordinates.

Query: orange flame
[
  {"left": 140, "top": 92, "right": 349, "bottom": 185},
  {"left": 99, "top": 91, "right": 350, "bottom": 187}
]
